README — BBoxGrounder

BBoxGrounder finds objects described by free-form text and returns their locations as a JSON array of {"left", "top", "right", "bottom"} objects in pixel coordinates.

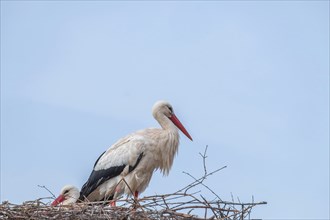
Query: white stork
[
  {"left": 52, "top": 100, "right": 192, "bottom": 206},
  {"left": 51, "top": 185, "right": 80, "bottom": 206}
]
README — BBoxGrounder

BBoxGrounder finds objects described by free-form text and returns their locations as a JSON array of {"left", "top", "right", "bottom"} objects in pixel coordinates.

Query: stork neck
[{"left": 156, "top": 114, "right": 178, "bottom": 132}]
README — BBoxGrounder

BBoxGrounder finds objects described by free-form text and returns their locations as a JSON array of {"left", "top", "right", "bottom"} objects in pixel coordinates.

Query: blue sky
[{"left": 1, "top": 1, "right": 329, "bottom": 219}]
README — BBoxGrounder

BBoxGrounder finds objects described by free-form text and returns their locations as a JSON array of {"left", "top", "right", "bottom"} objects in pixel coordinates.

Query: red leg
[
  {"left": 110, "top": 186, "right": 121, "bottom": 207},
  {"left": 134, "top": 191, "right": 139, "bottom": 200},
  {"left": 132, "top": 191, "right": 139, "bottom": 209},
  {"left": 110, "top": 200, "right": 116, "bottom": 207}
]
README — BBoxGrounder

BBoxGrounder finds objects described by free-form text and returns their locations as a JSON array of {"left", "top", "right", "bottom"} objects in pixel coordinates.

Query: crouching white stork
[
  {"left": 79, "top": 100, "right": 193, "bottom": 204},
  {"left": 51, "top": 185, "right": 80, "bottom": 206}
]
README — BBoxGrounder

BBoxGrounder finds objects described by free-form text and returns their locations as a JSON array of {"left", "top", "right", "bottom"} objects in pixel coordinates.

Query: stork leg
[
  {"left": 110, "top": 186, "right": 122, "bottom": 207},
  {"left": 110, "top": 193, "right": 117, "bottom": 207},
  {"left": 131, "top": 191, "right": 139, "bottom": 209},
  {"left": 134, "top": 191, "right": 139, "bottom": 200}
]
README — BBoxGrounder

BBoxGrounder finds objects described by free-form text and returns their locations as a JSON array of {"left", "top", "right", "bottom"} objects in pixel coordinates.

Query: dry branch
[{"left": 0, "top": 146, "right": 267, "bottom": 219}]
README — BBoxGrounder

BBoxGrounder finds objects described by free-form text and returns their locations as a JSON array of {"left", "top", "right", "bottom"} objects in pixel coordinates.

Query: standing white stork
[{"left": 79, "top": 100, "right": 192, "bottom": 204}]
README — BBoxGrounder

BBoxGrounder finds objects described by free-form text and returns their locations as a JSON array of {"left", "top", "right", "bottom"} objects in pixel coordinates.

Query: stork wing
[{"left": 80, "top": 135, "right": 144, "bottom": 200}]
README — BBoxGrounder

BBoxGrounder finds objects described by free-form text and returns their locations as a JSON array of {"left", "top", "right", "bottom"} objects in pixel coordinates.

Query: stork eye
[
  {"left": 168, "top": 106, "right": 173, "bottom": 113},
  {"left": 63, "top": 190, "right": 69, "bottom": 194}
]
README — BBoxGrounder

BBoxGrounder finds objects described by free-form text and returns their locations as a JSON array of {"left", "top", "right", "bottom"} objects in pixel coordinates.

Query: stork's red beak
[
  {"left": 51, "top": 194, "right": 65, "bottom": 206},
  {"left": 169, "top": 114, "right": 193, "bottom": 141}
]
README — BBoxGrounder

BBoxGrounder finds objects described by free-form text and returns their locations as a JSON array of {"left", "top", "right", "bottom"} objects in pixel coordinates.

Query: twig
[
  {"left": 182, "top": 170, "right": 224, "bottom": 202},
  {"left": 201, "top": 194, "right": 218, "bottom": 219},
  {"left": 199, "top": 145, "right": 209, "bottom": 176},
  {"left": 177, "top": 166, "right": 227, "bottom": 194},
  {"left": 37, "top": 185, "right": 56, "bottom": 198}
]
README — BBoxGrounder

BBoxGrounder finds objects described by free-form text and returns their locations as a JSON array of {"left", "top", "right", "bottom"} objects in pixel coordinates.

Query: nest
[
  {"left": 0, "top": 147, "right": 267, "bottom": 219},
  {"left": 0, "top": 194, "right": 267, "bottom": 220}
]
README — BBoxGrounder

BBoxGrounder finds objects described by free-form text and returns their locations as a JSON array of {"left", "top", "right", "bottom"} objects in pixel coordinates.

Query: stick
[{"left": 37, "top": 185, "right": 56, "bottom": 198}]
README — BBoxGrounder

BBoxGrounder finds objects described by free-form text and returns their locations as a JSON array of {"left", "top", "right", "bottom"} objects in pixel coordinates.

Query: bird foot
[{"left": 110, "top": 201, "right": 116, "bottom": 207}]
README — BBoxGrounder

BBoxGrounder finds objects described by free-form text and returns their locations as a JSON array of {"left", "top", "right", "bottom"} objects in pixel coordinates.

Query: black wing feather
[
  {"left": 129, "top": 152, "right": 143, "bottom": 172},
  {"left": 93, "top": 151, "right": 106, "bottom": 168},
  {"left": 79, "top": 152, "right": 144, "bottom": 201}
]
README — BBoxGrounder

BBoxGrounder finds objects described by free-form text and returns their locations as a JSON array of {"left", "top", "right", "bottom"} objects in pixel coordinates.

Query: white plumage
[
  {"left": 51, "top": 185, "right": 80, "bottom": 206},
  {"left": 52, "top": 100, "right": 192, "bottom": 206}
]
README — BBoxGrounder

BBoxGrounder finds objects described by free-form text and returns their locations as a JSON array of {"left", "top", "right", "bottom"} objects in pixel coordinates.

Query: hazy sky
[{"left": 1, "top": 1, "right": 329, "bottom": 219}]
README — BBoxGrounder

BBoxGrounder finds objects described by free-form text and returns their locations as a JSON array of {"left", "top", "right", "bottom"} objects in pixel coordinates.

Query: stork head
[
  {"left": 152, "top": 100, "right": 193, "bottom": 141},
  {"left": 51, "top": 185, "right": 80, "bottom": 206}
]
